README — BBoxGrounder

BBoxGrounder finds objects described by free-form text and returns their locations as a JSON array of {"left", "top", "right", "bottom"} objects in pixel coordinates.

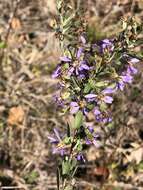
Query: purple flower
[
  {"left": 96, "top": 113, "right": 112, "bottom": 124},
  {"left": 52, "top": 147, "right": 66, "bottom": 156},
  {"left": 75, "top": 60, "right": 90, "bottom": 76},
  {"left": 80, "top": 36, "right": 86, "bottom": 44},
  {"left": 94, "top": 107, "right": 101, "bottom": 116},
  {"left": 117, "top": 80, "right": 125, "bottom": 91},
  {"left": 85, "top": 94, "right": 97, "bottom": 103},
  {"left": 127, "top": 65, "right": 138, "bottom": 75},
  {"left": 67, "top": 67, "right": 74, "bottom": 76},
  {"left": 52, "top": 65, "right": 61, "bottom": 78},
  {"left": 78, "top": 61, "right": 90, "bottom": 71},
  {"left": 77, "top": 47, "right": 84, "bottom": 59},
  {"left": 100, "top": 39, "right": 114, "bottom": 53},
  {"left": 129, "top": 58, "right": 140, "bottom": 64},
  {"left": 48, "top": 128, "right": 60, "bottom": 145},
  {"left": 60, "top": 56, "right": 71, "bottom": 62},
  {"left": 88, "top": 126, "right": 94, "bottom": 133},
  {"left": 85, "top": 94, "right": 97, "bottom": 99},
  {"left": 53, "top": 94, "right": 64, "bottom": 107},
  {"left": 102, "top": 87, "right": 117, "bottom": 94},
  {"left": 48, "top": 136, "right": 59, "bottom": 144},
  {"left": 76, "top": 153, "right": 85, "bottom": 162},
  {"left": 70, "top": 102, "right": 79, "bottom": 114},
  {"left": 101, "top": 90, "right": 114, "bottom": 104},
  {"left": 103, "top": 96, "right": 113, "bottom": 104},
  {"left": 48, "top": 128, "right": 67, "bottom": 156},
  {"left": 121, "top": 74, "right": 133, "bottom": 84},
  {"left": 92, "top": 139, "right": 99, "bottom": 147}
]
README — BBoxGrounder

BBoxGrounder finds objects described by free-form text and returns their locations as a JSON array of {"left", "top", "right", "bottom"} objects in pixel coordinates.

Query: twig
[{"left": 0, "top": 0, "right": 21, "bottom": 76}]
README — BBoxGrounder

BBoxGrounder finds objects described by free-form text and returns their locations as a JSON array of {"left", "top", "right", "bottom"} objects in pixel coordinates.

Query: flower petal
[
  {"left": 127, "top": 65, "right": 138, "bottom": 75},
  {"left": 121, "top": 75, "right": 133, "bottom": 83},
  {"left": 103, "top": 96, "right": 113, "bottom": 104},
  {"left": 80, "top": 36, "right": 86, "bottom": 44},
  {"left": 52, "top": 65, "right": 61, "bottom": 78},
  {"left": 85, "top": 94, "right": 97, "bottom": 99},
  {"left": 70, "top": 102, "right": 79, "bottom": 114},
  {"left": 94, "top": 108, "right": 101, "bottom": 116},
  {"left": 53, "top": 128, "right": 61, "bottom": 141},
  {"left": 77, "top": 47, "right": 83, "bottom": 59},
  {"left": 102, "top": 87, "right": 116, "bottom": 94},
  {"left": 60, "top": 56, "right": 71, "bottom": 62},
  {"left": 130, "top": 58, "right": 140, "bottom": 64},
  {"left": 80, "top": 64, "right": 90, "bottom": 70}
]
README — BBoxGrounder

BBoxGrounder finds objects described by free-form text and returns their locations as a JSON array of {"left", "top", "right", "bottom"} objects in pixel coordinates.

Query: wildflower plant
[{"left": 50, "top": 1, "right": 142, "bottom": 189}]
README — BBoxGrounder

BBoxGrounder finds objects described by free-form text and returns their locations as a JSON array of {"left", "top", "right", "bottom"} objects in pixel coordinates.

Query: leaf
[
  {"left": 0, "top": 42, "right": 6, "bottom": 49},
  {"left": 83, "top": 83, "right": 91, "bottom": 93},
  {"left": 75, "top": 140, "right": 82, "bottom": 151},
  {"left": 74, "top": 111, "right": 83, "bottom": 129},
  {"left": 64, "top": 137, "right": 71, "bottom": 144},
  {"left": 95, "top": 81, "right": 108, "bottom": 88},
  {"left": 62, "top": 160, "right": 71, "bottom": 175},
  {"left": 11, "top": 17, "right": 21, "bottom": 30},
  {"left": 64, "top": 185, "right": 73, "bottom": 190},
  {"left": 88, "top": 79, "right": 96, "bottom": 89},
  {"left": 100, "top": 102, "right": 107, "bottom": 111}
]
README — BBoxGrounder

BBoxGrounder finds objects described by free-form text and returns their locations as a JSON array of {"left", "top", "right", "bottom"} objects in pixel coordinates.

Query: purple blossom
[
  {"left": 102, "top": 87, "right": 117, "bottom": 94},
  {"left": 48, "top": 136, "right": 59, "bottom": 144},
  {"left": 48, "top": 128, "right": 61, "bottom": 144},
  {"left": 92, "top": 139, "right": 100, "bottom": 148},
  {"left": 100, "top": 39, "right": 114, "bottom": 53},
  {"left": 127, "top": 65, "right": 138, "bottom": 75},
  {"left": 48, "top": 128, "right": 67, "bottom": 156},
  {"left": 53, "top": 94, "right": 64, "bottom": 107},
  {"left": 85, "top": 94, "right": 97, "bottom": 102},
  {"left": 121, "top": 74, "right": 133, "bottom": 84},
  {"left": 129, "top": 57, "right": 140, "bottom": 64},
  {"left": 60, "top": 56, "right": 71, "bottom": 62},
  {"left": 94, "top": 107, "right": 101, "bottom": 116},
  {"left": 80, "top": 36, "right": 86, "bottom": 44},
  {"left": 76, "top": 153, "right": 85, "bottom": 162},
  {"left": 77, "top": 47, "right": 84, "bottom": 59},
  {"left": 88, "top": 126, "right": 94, "bottom": 133},
  {"left": 103, "top": 96, "right": 113, "bottom": 104},
  {"left": 96, "top": 113, "right": 112, "bottom": 124},
  {"left": 117, "top": 80, "right": 125, "bottom": 91},
  {"left": 67, "top": 67, "right": 74, "bottom": 76},
  {"left": 78, "top": 61, "right": 90, "bottom": 71},
  {"left": 52, "top": 65, "right": 61, "bottom": 78},
  {"left": 70, "top": 102, "right": 79, "bottom": 114},
  {"left": 52, "top": 147, "right": 66, "bottom": 156}
]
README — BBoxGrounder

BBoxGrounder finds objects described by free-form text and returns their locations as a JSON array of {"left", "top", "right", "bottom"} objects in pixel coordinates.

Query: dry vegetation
[{"left": 0, "top": 0, "right": 143, "bottom": 189}]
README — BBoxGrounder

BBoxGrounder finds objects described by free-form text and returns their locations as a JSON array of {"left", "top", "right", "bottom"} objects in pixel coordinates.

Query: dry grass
[{"left": 0, "top": 0, "right": 142, "bottom": 189}]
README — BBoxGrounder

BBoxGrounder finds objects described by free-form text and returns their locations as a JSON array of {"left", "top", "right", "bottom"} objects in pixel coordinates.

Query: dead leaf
[
  {"left": 127, "top": 116, "right": 137, "bottom": 125},
  {"left": 7, "top": 106, "right": 25, "bottom": 126},
  {"left": 11, "top": 17, "right": 21, "bottom": 30},
  {"left": 126, "top": 147, "right": 143, "bottom": 164},
  {"left": 93, "top": 166, "right": 109, "bottom": 181}
]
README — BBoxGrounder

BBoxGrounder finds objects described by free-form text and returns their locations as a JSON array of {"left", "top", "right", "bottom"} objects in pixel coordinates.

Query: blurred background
[{"left": 0, "top": 0, "right": 142, "bottom": 189}]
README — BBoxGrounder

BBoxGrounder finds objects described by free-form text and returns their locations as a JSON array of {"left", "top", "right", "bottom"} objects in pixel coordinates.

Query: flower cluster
[
  {"left": 50, "top": 37, "right": 140, "bottom": 158},
  {"left": 50, "top": 18, "right": 141, "bottom": 163}
]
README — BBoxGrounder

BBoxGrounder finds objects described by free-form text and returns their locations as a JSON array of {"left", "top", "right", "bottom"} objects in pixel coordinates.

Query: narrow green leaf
[
  {"left": 83, "top": 83, "right": 91, "bottom": 93},
  {"left": 95, "top": 81, "right": 108, "bottom": 87},
  {"left": 74, "top": 111, "right": 83, "bottom": 129},
  {"left": 0, "top": 42, "right": 6, "bottom": 49},
  {"left": 62, "top": 160, "right": 71, "bottom": 175}
]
